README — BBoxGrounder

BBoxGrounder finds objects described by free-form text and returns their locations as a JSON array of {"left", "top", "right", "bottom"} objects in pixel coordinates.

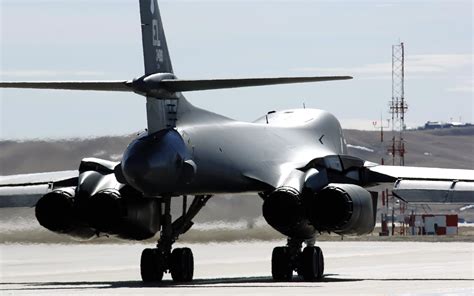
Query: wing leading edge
[
  {"left": 0, "top": 170, "right": 78, "bottom": 188},
  {"left": 366, "top": 164, "right": 474, "bottom": 204},
  {"left": 0, "top": 170, "right": 79, "bottom": 208}
]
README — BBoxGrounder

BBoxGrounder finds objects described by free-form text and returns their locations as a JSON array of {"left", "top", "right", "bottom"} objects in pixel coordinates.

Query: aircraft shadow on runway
[{"left": 2, "top": 275, "right": 474, "bottom": 291}]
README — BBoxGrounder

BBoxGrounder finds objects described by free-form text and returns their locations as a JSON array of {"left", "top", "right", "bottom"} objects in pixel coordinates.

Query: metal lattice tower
[{"left": 388, "top": 42, "right": 408, "bottom": 166}]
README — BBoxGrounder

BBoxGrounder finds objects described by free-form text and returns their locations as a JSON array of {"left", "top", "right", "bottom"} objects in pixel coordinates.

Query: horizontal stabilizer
[
  {"left": 0, "top": 76, "right": 352, "bottom": 94},
  {"left": 159, "top": 76, "right": 353, "bottom": 92},
  {"left": 0, "top": 81, "right": 131, "bottom": 92}
]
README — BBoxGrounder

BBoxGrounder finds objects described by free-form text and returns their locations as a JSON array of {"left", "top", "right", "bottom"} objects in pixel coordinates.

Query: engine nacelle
[
  {"left": 88, "top": 189, "right": 122, "bottom": 233},
  {"left": 262, "top": 186, "right": 316, "bottom": 239},
  {"left": 35, "top": 188, "right": 95, "bottom": 240},
  {"left": 88, "top": 189, "right": 161, "bottom": 240},
  {"left": 308, "top": 184, "right": 375, "bottom": 235},
  {"left": 35, "top": 158, "right": 162, "bottom": 241}
]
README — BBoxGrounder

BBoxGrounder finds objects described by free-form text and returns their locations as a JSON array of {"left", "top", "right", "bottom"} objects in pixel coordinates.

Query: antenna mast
[{"left": 388, "top": 42, "right": 407, "bottom": 166}]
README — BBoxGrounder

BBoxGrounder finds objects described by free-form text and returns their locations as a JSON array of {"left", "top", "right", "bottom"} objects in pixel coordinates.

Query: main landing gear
[
  {"left": 271, "top": 238, "right": 324, "bottom": 281},
  {"left": 140, "top": 195, "right": 212, "bottom": 282}
]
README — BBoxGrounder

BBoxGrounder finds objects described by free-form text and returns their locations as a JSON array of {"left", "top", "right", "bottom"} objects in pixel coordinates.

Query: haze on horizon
[{"left": 1, "top": 0, "right": 472, "bottom": 140}]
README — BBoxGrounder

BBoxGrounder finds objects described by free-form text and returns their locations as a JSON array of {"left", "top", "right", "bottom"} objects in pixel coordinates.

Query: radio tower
[{"left": 388, "top": 42, "right": 408, "bottom": 166}]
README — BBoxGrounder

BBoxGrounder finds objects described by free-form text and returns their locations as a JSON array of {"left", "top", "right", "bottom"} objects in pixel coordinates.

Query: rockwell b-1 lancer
[{"left": 1, "top": 0, "right": 473, "bottom": 283}]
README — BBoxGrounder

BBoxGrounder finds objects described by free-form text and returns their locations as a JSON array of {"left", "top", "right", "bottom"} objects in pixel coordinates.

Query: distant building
[{"left": 422, "top": 121, "right": 472, "bottom": 130}]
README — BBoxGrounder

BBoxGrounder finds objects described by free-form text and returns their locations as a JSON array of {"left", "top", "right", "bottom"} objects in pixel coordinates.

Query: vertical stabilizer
[
  {"left": 139, "top": 0, "right": 173, "bottom": 75},
  {"left": 139, "top": 0, "right": 177, "bottom": 132}
]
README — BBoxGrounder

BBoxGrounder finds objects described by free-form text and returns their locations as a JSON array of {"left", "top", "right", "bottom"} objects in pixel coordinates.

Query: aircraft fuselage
[{"left": 122, "top": 107, "right": 347, "bottom": 196}]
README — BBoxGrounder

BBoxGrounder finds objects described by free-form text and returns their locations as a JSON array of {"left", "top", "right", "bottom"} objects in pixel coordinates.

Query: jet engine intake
[
  {"left": 35, "top": 188, "right": 95, "bottom": 240},
  {"left": 262, "top": 186, "right": 316, "bottom": 239},
  {"left": 88, "top": 189, "right": 122, "bottom": 233},
  {"left": 308, "top": 184, "right": 374, "bottom": 235},
  {"left": 35, "top": 159, "right": 162, "bottom": 241},
  {"left": 88, "top": 189, "right": 161, "bottom": 241}
]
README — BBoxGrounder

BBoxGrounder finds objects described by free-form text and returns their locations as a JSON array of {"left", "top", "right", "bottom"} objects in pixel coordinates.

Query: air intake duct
[
  {"left": 262, "top": 186, "right": 315, "bottom": 239},
  {"left": 35, "top": 188, "right": 95, "bottom": 240},
  {"left": 308, "top": 184, "right": 375, "bottom": 235},
  {"left": 88, "top": 189, "right": 161, "bottom": 240}
]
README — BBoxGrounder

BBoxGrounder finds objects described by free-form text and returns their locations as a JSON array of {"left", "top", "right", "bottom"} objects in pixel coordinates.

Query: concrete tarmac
[{"left": 1, "top": 241, "right": 473, "bottom": 295}]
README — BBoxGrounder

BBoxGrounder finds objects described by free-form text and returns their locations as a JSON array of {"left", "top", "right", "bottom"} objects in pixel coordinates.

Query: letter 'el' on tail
[{"left": 139, "top": 0, "right": 173, "bottom": 75}]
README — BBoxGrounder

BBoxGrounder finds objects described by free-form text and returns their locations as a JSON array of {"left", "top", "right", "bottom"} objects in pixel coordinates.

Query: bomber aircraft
[{"left": 1, "top": 0, "right": 473, "bottom": 283}]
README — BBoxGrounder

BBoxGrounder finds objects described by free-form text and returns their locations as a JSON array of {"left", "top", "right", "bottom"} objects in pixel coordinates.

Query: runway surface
[{"left": 1, "top": 241, "right": 473, "bottom": 295}]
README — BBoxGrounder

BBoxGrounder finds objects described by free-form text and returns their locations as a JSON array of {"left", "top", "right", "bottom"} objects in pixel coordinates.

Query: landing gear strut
[
  {"left": 140, "top": 195, "right": 212, "bottom": 282},
  {"left": 271, "top": 238, "right": 324, "bottom": 281}
]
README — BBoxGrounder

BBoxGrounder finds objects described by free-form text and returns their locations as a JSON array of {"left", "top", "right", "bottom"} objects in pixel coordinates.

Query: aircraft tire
[
  {"left": 140, "top": 248, "right": 164, "bottom": 282},
  {"left": 300, "top": 246, "right": 324, "bottom": 281},
  {"left": 300, "top": 247, "right": 317, "bottom": 281},
  {"left": 170, "top": 247, "right": 194, "bottom": 282},
  {"left": 315, "top": 246, "right": 324, "bottom": 279},
  {"left": 271, "top": 246, "right": 293, "bottom": 281}
]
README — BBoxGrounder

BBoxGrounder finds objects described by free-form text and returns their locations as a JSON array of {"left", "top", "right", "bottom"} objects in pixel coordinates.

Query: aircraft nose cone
[
  {"left": 121, "top": 129, "right": 193, "bottom": 195},
  {"left": 121, "top": 139, "right": 152, "bottom": 191}
]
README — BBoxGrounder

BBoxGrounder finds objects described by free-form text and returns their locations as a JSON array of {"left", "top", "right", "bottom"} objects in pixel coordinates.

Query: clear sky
[{"left": 1, "top": 0, "right": 472, "bottom": 139}]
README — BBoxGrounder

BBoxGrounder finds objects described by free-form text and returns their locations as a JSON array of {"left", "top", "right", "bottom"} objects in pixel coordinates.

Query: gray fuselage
[
  {"left": 175, "top": 104, "right": 347, "bottom": 194},
  {"left": 121, "top": 97, "right": 347, "bottom": 196}
]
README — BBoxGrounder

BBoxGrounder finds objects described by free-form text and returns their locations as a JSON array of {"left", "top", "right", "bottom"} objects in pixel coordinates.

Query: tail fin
[
  {"left": 139, "top": 0, "right": 178, "bottom": 132},
  {"left": 139, "top": 0, "right": 173, "bottom": 75}
]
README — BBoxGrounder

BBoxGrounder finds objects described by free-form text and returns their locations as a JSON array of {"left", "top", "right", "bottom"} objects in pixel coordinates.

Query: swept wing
[{"left": 366, "top": 163, "right": 474, "bottom": 203}]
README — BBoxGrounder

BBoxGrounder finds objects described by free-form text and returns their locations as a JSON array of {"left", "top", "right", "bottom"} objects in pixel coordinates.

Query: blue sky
[{"left": 1, "top": 0, "right": 472, "bottom": 139}]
